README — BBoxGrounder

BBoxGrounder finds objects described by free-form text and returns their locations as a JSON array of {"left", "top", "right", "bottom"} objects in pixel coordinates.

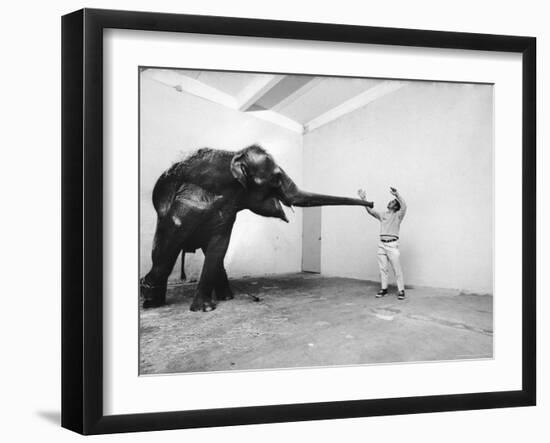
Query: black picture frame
[{"left": 61, "top": 8, "right": 536, "bottom": 435}]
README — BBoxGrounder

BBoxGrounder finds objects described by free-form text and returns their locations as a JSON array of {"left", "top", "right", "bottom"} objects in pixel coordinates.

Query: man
[{"left": 357, "top": 187, "right": 407, "bottom": 300}]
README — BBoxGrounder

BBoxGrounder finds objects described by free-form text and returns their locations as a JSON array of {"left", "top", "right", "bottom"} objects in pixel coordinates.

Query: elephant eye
[{"left": 272, "top": 172, "right": 282, "bottom": 187}]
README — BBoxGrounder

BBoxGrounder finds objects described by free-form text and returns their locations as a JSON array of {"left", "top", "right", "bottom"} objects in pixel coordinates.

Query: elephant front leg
[
  {"left": 190, "top": 231, "right": 232, "bottom": 312},
  {"left": 214, "top": 266, "right": 234, "bottom": 301}
]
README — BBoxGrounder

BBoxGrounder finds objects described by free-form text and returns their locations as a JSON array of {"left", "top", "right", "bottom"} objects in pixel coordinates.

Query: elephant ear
[{"left": 230, "top": 151, "right": 248, "bottom": 188}]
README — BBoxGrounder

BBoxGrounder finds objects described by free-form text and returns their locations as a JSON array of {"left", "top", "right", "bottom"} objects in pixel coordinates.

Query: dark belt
[{"left": 380, "top": 237, "right": 398, "bottom": 243}]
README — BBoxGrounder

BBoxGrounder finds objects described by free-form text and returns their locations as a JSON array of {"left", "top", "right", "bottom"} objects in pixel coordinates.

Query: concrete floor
[{"left": 139, "top": 273, "right": 493, "bottom": 375}]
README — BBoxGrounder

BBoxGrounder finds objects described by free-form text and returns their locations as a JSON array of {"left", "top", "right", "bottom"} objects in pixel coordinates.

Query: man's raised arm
[
  {"left": 390, "top": 187, "right": 407, "bottom": 215},
  {"left": 358, "top": 189, "right": 381, "bottom": 220}
]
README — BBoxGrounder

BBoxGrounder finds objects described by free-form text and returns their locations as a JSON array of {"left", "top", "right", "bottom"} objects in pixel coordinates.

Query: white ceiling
[
  {"left": 278, "top": 77, "right": 383, "bottom": 124},
  {"left": 173, "top": 69, "right": 271, "bottom": 97},
  {"left": 145, "top": 68, "right": 407, "bottom": 134}
]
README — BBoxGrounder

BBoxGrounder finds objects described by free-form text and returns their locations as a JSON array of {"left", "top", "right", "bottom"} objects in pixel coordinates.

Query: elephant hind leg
[
  {"left": 142, "top": 186, "right": 217, "bottom": 309},
  {"left": 141, "top": 221, "right": 183, "bottom": 308},
  {"left": 142, "top": 215, "right": 200, "bottom": 308}
]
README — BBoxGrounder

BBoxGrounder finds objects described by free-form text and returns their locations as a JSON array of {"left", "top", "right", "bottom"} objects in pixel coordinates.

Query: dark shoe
[
  {"left": 376, "top": 289, "right": 388, "bottom": 298},
  {"left": 398, "top": 290, "right": 406, "bottom": 300}
]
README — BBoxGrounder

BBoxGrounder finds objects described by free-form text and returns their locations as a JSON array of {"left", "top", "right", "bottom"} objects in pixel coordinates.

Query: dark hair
[{"left": 390, "top": 199, "right": 401, "bottom": 211}]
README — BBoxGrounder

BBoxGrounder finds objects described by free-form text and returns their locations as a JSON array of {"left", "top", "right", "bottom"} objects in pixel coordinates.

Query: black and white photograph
[
  {"left": 1, "top": 0, "right": 545, "bottom": 439},
  {"left": 138, "top": 67, "right": 494, "bottom": 375}
]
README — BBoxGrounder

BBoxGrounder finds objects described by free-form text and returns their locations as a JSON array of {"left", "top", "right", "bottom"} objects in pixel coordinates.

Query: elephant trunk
[{"left": 278, "top": 170, "right": 373, "bottom": 208}]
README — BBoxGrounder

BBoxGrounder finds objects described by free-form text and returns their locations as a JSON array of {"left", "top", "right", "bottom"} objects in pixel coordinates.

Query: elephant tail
[{"left": 152, "top": 174, "right": 178, "bottom": 217}]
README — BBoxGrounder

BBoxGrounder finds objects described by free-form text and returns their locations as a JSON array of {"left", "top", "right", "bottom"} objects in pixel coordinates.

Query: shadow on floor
[{"left": 36, "top": 410, "right": 60, "bottom": 426}]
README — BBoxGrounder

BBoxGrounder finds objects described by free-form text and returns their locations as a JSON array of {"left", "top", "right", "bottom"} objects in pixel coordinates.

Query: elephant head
[{"left": 230, "top": 145, "right": 373, "bottom": 222}]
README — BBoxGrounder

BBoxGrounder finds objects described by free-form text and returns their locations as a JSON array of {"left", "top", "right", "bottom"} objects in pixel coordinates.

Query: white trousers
[{"left": 377, "top": 240, "right": 404, "bottom": 291}]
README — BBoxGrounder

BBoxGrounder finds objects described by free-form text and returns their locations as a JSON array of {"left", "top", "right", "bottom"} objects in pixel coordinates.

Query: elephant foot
[
  {"left": 190, "top": 296, "right": 216, "bottom": 312},
  {"left": 143, "top": 298, "right": 166, "bottom": 309},
  {"left": 140, "top": 279, "right": 166, "bottom": 309},
  {"left": 215, "top": 286, "right": 234, "bottom": 301}
]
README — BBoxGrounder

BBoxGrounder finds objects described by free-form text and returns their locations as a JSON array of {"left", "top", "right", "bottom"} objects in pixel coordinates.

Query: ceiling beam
[
  {"left": 145, "top": 69, "right": 303, "bottom": 134},
  {"left": 303, "top": 81, "right": 408, "bottom": 133},
  {"left": 271, "top": 77, "right": 324, "bottom": 112},
  {"left": 146, "top": 69, "right": 238, "bottom": 109},
  {"left": 247, "top": 110, "right": 304, "bottom": 134},
  {"left": 237, "top": 75, "right": 285, "bottom": 111}
]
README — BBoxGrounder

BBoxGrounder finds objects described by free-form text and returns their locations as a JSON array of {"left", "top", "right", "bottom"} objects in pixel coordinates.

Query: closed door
[{"left": 302, "top": 207, "right": 322, "bottom": 273}]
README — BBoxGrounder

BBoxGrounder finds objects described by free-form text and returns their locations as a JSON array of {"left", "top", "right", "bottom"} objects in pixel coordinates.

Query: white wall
[
  {"left": 140, "top": 73, "right": 303, "bottom": 282},
  {"left": 304, "top": 81, "right": 493, "bottom": 293}
]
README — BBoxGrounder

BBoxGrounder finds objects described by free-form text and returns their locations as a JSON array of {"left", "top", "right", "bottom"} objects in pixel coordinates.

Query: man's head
[{"left": 387, "top": 199, "right": 401, "bottom": 212}]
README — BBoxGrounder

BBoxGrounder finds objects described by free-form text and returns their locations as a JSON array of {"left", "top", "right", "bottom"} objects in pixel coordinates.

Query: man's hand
[
  {"left": 389, "top": 187, "right": 406, "bottom": 215},
  {"left": 357, "top": 189, "right": 367, "bottom": 200}
]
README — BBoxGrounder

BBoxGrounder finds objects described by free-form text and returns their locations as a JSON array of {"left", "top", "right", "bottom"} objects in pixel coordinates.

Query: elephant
[{"left": 140, "top": 144, "right": 373, "bottom": 312}]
